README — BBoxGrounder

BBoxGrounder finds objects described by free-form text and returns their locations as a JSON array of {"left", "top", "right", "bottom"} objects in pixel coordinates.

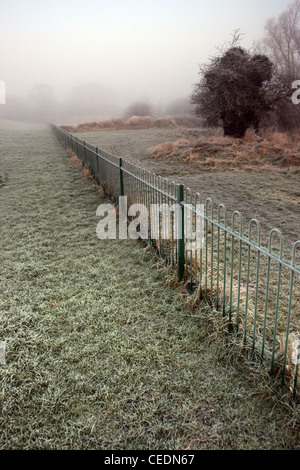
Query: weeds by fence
[{"left": 52, "top": 124, "right": 300, "bottom": 399}]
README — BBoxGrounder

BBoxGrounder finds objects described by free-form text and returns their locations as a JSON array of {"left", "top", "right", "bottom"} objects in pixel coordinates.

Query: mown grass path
[{"left": 0, "top": 120, "right": 298, "bottom": 450}]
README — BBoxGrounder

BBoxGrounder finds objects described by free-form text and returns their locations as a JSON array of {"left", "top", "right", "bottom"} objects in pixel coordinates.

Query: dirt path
[{"left": 0, "top": 120, "right": 299, "bottom": 450}]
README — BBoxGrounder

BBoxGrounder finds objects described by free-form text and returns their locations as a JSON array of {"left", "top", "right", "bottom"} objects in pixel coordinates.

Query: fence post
[
  {"left": 177, "top": 184, "right": 185, "bottom": 282},
  {"left": 119, "top": 157, "right": 124, "bottom": 197},
  {"left": 83, "top": 141, "right": 86, "bottom": 166},
  {"left": 95, "top": 147, "right": 99, "bottom": 182},
  {"left": 118, "top": 157, "right": 128, "bottom": 239}
]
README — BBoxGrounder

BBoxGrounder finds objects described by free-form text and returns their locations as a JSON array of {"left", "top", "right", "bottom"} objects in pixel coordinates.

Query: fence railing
[{"left": 52, "top": 124, "right": 300, "bottom": 399}]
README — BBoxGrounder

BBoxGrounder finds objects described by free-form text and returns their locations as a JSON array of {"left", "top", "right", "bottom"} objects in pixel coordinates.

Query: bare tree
[
  {"left": 28, "top": 83, "right": 55, "bottom": 121},
  {"left": 124, "top": 101, "right": 153, "bottom": 119},
  {"left": 255, "top": 1, "right": 300, "bottom": 130},
  {"left": 256, "top": 0, "right": 300, "bottom": 79}
]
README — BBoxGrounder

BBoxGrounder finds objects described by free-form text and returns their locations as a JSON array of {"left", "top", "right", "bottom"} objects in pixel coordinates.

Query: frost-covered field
[
  {"left": 0, "top": 120, "right": 298, "bottom": 450},
  {"left": 76, "top": 127, "right": 300, "bottom": 253}
]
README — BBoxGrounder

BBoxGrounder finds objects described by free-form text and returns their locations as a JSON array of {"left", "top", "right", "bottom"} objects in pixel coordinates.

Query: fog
[{"left": 0, "top": 0, "right": 293, "bottom": 124}]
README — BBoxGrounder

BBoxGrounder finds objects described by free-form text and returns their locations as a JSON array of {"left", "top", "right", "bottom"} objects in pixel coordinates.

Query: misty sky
[{"left": 0, "top": 0, "right": 294, "bottom": 115}]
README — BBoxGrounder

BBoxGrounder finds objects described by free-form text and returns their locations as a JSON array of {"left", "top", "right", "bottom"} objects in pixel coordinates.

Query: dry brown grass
[
  {"left": 61, "top": 114, "right": 201, "bottom": 133},
  {"left": 67, "top": 149, "right": 93, "bottom": 181},
  {"left": 68, "top": 148, "right": 83, "bottom": 169},
  {"left": 150, "top": 131, "right": 300, "bottom": 173}
]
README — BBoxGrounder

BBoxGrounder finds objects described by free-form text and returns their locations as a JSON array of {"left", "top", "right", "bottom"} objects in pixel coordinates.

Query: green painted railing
[{"left": 52, "top": 124, "right": 300, "bottom": 399}]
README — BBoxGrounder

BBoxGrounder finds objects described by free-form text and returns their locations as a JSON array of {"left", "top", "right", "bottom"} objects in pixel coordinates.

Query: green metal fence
[{"left": 52, "top": 124, "right": 300, "bottom": 399}]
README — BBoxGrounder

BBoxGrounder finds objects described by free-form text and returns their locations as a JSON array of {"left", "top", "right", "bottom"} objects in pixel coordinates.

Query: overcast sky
[{"left": 0, "top": 0, "right": 294, "bottom": 115}]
